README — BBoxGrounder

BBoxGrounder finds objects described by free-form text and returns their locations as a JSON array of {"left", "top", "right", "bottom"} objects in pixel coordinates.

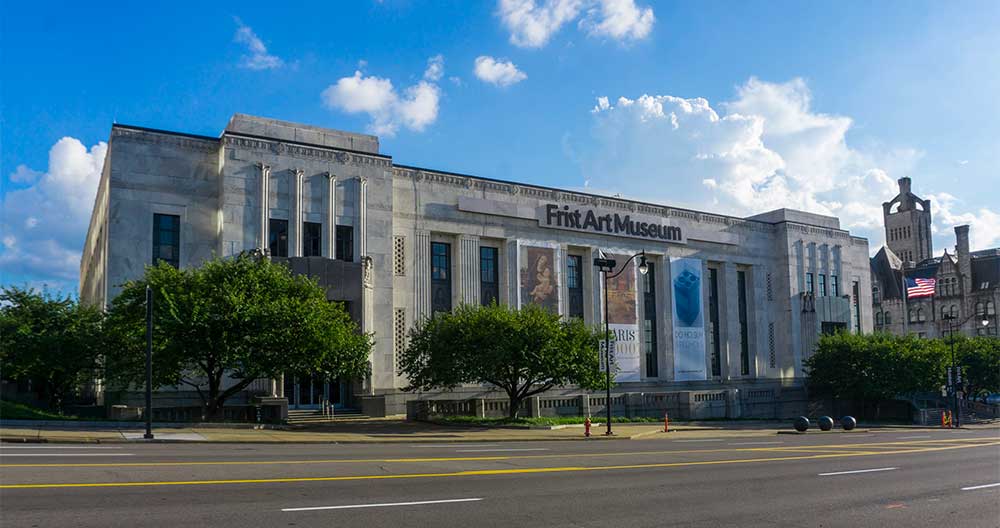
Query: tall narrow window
[
  {"left": 737, "top": 270, "right": 750, "bottom": 376},
  {"left": 708, "top": 268, "right": 722, "bottom": 377},
  {"left": 335, "top": 225, "right": 353, "bottom": 261},
  {"left": 567, "top": 255, "right": 584, "bottom": 319},
  {"left": 831, "top": 275, "right": 839, "bottom": 297},
  {"left": 819, "top": 274, "right": 827, "bottom": 297},
  {"left": 643, "top": 262, "right": 658, "bottom": 378},
  {"left": 152, "top": 213, "right": 180, "bottom": 268},
  {"left": 479, "top": 246, "right": 499, "bottom": 306},
  {"left": 302, "top": 222, "right": 322, "bottom": 257},
  {"left": 431, "top": 242, "right": 452, "bottom": 313},
  {"left": 852, "top": 280, "right": 860, "bottom": 333},
  {"left": 806, "top": 273, "right": 815, "bottom": 294},
  {"left": 268, "top": 218, "right": 288, "bottom": 258}
]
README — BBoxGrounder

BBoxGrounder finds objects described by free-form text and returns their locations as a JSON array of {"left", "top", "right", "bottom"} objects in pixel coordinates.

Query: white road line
[
  {"left": 818, "top": 467, "right": 897, "bottom": 476},
  {"left": 898, "top": 435, "right": 932, "bottom": 440},
  {"left": 282, "top": 498, "right": 483, "bottom": 512},
  {"left": 410, "top": 444, "right": 501, "bottom": 448},
  {"left": 728, "top": 441, "right": 784, "bottom": 445},
  {"left": 674, "top": 439, "right": 724, "bottom": 443},
  {"left": 0, "top": 446, "right": 122, "bottom": 449},
  {"left": 0, "top": 453, "right": 135, "bottom": 457},
  {"left": 455, "top": 448, "right": 549, "bottom": 452},
  {"left": 961, "top": 483, "right": 1000, "bottom": 491}
]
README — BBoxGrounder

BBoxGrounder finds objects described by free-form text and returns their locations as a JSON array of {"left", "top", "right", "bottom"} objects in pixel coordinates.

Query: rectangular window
[
  {"left": 643, "top": 262, "right": 658, "bottom": 378},
  {"left": 708, "top": 268, "right": 721, "bottom": 377},
  {"left": 479, "top": 246, "right": 499, "bottom": 307},
  {"left": 567, "top": 255, "right": 584, "bottom": 319},
  {"left": 806, "top": 273, "right": 815, "bottom": 294},
  {"left": 831, "top": 275, "right": 839, "bottom": 297},
  {"left": 335, "top": 225, "right": 353, "bottom": 261},
  {"left": 431, "top": 242, "right": 452, "bottom": 313},
  {"left": 737, "top": 270, "right": 750, "bottom": 376},
  {"left": 152, "top": 213, "right": 180, "bottom": 268},
  {"left": 819, "top": 274, "right": 827, "bottom": 297},
  {"left": 268, "top": 218, "right": 288, "bottom": 258},
  {"left": 302, "top": 222, "right": 322, "bottom": 257},
  {"left": 852, "top": 280, "right": 861, "bottom": 334}
]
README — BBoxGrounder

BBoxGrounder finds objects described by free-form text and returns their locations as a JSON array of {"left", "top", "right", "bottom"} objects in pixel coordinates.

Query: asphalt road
[{"left": 2, "top": 428, "right": 998, "bottom": 527}]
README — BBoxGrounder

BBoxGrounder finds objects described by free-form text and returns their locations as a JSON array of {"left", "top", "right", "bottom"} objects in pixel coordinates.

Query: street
[{"left": 2, "top": 428, "right": 998, "bottom": 527}]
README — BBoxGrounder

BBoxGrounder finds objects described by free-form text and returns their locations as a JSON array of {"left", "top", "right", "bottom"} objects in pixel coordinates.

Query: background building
[
  {"left": 871, "top": 178, "right": 999, "bottom": 337},
  {"left": 81, "top": 114, "right": 873, "bottom": 416}
]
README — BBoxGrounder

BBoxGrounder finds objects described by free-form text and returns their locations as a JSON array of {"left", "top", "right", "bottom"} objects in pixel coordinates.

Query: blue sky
[{"left": 3, "top": 1, "right": 999, "bottom": 295}]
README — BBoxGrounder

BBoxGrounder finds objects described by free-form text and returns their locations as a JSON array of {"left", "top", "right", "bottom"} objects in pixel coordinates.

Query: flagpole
[{"left": 901, "top": 269, "right": 908, "bottom": 335}]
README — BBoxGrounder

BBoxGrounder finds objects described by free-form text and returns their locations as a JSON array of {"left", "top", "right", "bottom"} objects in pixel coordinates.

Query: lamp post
[
  {"left": 942, "top": 312, "right": 990, "bottom": 428},
  {"left": 593, "top": 251, "right": 648, "bottom": 436},
  {"left": 144, "top": 285, "right": 154, "bottom": 440}
]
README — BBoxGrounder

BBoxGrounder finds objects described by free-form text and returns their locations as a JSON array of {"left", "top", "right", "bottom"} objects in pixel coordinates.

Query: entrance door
[{"left": 284, "top": 374, "right": 329, "bottom": 409}]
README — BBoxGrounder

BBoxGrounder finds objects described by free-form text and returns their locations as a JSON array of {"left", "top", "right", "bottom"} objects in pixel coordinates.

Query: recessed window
[
  {"left": 737, "top": 270, "right": 750, "bottom": 376},
  {"left": 643, "top": 261, "right": 658, "bottom": 378},
  {"left": 831, "top": 275, "right": 839, "bottom": 297},
  {"left": 153, "top": 213, "right": 180, "bottom": 268},
  {"left": 480, "top": 246, "right": 499, "bottom": 307},
  {"left": 708, "top": 268, "right": 721, "bottom": 377},
  {"left": 268, "top": 219, "right": 288, "bottom": 257},
  {"left": 303, "top": 222, "right": 322, "bottom": 257},
  {"left": 819, "top": 274, "right": 827, "bottom": 297},
  {"left": 431, "top": 242, "right": 452, "bottom": 314},
  {"left": 567, "top": 255, "right": 584, "bottom": 319},
  {"left": 806, "top": 273, "right": 814, "bottom": 294},
  {"left": 335, "top": 225, "right": 353, "bottom": 261}
]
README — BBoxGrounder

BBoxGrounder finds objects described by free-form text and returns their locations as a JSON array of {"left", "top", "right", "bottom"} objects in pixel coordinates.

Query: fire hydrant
[{"left": 584, "top": 416, "right": 592, "bottom": 437}]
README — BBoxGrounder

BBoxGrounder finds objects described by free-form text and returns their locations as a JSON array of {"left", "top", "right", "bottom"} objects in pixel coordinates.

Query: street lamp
[
  {"left": 941, "top": 312, "right": 990, "bottom": 428},
  {"left": 593, "top": 250, "right": 648, "bottom": 436}
]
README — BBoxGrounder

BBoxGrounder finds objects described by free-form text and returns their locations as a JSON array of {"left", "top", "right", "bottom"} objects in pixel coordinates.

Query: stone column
[
  {"left": 723, "top": 261, "right": 740, "bottom": 381},
  {"left": 459, "top": 235, "right": 481, "bottom": 306},
  {"left": 414, "top": 230, "right": 431, "bottom": 321},
  {"left": 291, "top": 169, "right": 304, "bottom": 257},
  {"left": 357, "top": 177, "right": 368, "bottom": 261},
  {"left": 258, "top": 163, "right": 271, "bottom": 251},
  {"left": 325, "top": 172, "right": 337, "bottom": 258}
]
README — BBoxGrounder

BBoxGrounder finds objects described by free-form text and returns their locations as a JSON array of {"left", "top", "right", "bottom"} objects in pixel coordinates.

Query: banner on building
[
  {"left": 606, "top": 254, "right": 641, "bottom": 382},
  {"left": 671, "top": 257, "right": 706, "bottom": 381},
  {"left": 518, "top": 242, "right": 560, "bottom": 314}
]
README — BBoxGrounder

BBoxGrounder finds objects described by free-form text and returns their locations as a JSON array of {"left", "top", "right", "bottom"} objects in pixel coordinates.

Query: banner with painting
[
  {"left": 518, "top": 242, "right": 560, "bottom": 314},
  {"left": 606, "top": 253, "right": 641, "bottom": 382},
  {"left": 670, "top": 257, "right": 707, "bottom": 381}
]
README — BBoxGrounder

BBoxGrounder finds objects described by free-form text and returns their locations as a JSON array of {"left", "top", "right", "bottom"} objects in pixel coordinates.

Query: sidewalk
[{"left": 4, "top": 418, "right": 990, "bottom": 444}]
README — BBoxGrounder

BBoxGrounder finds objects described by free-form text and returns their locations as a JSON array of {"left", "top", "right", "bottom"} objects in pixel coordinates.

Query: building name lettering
[{"left": 542, "top": 204, "right": 684, "bottom": 243}]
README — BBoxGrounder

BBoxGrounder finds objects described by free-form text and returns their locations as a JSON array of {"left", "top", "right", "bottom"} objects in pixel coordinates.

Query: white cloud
[
  {"left": 9, "top": 165, "right": 42, "bottom": 184},
  {"left": 233, "top": 19, "right": 283, "bottom": 70},
  {"left": 498, "top": 0, "right": 654, "bottom": 48},
  {"left": 927, "top": 193, "right": 1000, "bottom": 251},
  {"left": 579, "top": 0, "right": 654, "bottom": 41},
  {"left": 0, "top": 137, "right": 107, "bottom": 284},
  {"left": 474, "top": 56, "right": 528, "bottom": 87},
  {"left": 321, "top": 57, "right": 443, "bottom": 136},
  {"left": 581, "top": 77, "right": 999, "bottom": 253}
]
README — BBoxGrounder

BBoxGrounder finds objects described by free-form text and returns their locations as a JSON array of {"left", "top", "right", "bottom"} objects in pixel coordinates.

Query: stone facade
[
  {"left": 870, "top": 178, "right": 1000, "bottom": 338},
  {"left": 81, "top": 114, "right": 874, "bottom": 416}
]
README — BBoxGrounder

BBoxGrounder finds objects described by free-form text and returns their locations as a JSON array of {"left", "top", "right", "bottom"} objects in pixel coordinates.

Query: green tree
[
  {"left": 104, "top": 255, "right": 372, "bottom": 420},
  {"left": 955, "top": 336, "right": 1000, "bottom": 401},
  {"left": 0, "top": 287, "right": 104, "bottom": 411},
  {"left": 398, "top": 303, "right": 605, "bottom": 418}
]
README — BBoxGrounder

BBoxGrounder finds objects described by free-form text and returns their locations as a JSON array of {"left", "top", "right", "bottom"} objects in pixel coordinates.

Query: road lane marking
[
  {"left": 3, "top": 437, "right": 994, "bottom": 468},
  {"left": 961, "top": 483, "right": 1000, "bottom": 491},
  {"left": 818, "top": 467, "right": 897, "bottom": 476},
  {"left": 282, "top": 498, "right": 483, "bottom": 512},
  {"left": 0, "top": 446, "right": 123, "bottom": 449},
  {"left": 4, "top": 441, "right": 996, "bottom": 489},
  {"left": 0, "top": 454, "right": 135, "bottom": 457},
  {"left": 728, "top": 442, "right": 783, "bottom": 446},
  {"left": 456, "top": 448, "right": 549, "bottom": 452},
  {"left": 897, "top": 436, "right": 932, "bottom": 440},
  {"left": 673, "top": 439, "right": 723, "bottom": 443},
  {"left": 410, "top": 444, "right": 501, "bottom": 448}
]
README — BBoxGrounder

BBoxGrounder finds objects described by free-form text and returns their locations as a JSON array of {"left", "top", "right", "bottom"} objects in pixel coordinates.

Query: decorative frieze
[
  {"left": 222, "top": 135, "right": 392, "bottom": 168},
  {"left": 111, "top": 126, "right": 218, "bottom": 154}
]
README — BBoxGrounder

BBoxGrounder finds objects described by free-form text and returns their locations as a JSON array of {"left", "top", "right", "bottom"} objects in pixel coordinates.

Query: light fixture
[
  {"left": 982, "top": 318, "right": 990, "bottom": 327},
  {"left": 638, "top": 252, "right": 648, "bottom": 275}
]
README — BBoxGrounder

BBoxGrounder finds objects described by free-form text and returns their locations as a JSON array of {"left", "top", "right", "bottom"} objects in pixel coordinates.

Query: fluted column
[
  {"left": 357, "top": 177, "right": 368, "bottom": 260},
  {"left": 258, "top": 163, "right": 271, "bottom": 250},
  {"left": 460, "top": 235, "right": 481, "bottom": 306},
  {"left": 414, "top": 230, "right": 431, "bottom": 321},
  {"left": 291, "top": 168, "right": 304, "bottom": 257},
  {"left": 325, "top": 172, "right": 337, "bottom": 258}
]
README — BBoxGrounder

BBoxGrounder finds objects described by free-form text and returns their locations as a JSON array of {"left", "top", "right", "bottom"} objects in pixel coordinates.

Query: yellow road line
[{"left": 2, "top": 440, "right": 996, "bottom": 490}]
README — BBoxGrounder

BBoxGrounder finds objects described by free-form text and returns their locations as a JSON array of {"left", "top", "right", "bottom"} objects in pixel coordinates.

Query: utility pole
[{"left": 144, "top": 285, "right": 154, "bottom": 440}]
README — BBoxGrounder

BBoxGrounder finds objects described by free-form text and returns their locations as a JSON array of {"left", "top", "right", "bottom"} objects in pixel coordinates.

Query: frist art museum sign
[{"left": 540, "top": 204, "right": 685, "bottom": 243}]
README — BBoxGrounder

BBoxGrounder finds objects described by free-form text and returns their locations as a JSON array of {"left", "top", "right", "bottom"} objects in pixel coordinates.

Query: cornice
[
  {"left": 111, "top": 127, "right": 218, "bottom": 154},
  {"left": 222, "top": 134, "right": 392, "bottom": 168}
]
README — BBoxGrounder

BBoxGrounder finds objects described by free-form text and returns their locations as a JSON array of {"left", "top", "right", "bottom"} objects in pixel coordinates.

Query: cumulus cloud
[
  {"left": 498, "top": 0, "right": 654, "bottom": 48},
  {"left": 321, "top": 56, "right": 443, "bottom": 136},
  {"left": 233, "top": 19, "right": 283, "bottom": 70},
  {"left": 1, "top": 137, "right": 107, "bottom": 288},
  {"left": 582, "top": 77, "right": 999, "bottom": 253},
  {"left": 927, "top": 193, "right": 1000, "bottom": 252},
  {"left": 474, "top": 56, "right": 528, "bottom": 87}
]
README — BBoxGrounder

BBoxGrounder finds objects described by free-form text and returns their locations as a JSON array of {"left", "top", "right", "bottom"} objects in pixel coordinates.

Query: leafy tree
[
  {"left": 104, "top": 255, "right": 372, "bottom": 420},
  {"left": 0, "top": 287, "right": 104, "bottom": 411},
  {"left": 398, "top": 303, "right": 605, "bottom": 418},
  {"left": 954, "top": 336, "right": 1000, "bottom": 401}
]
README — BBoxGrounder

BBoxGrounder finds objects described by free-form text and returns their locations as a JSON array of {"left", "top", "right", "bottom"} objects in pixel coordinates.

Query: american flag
[{"left": 905, "top": 277, "right": 936, "bottom": 299}]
